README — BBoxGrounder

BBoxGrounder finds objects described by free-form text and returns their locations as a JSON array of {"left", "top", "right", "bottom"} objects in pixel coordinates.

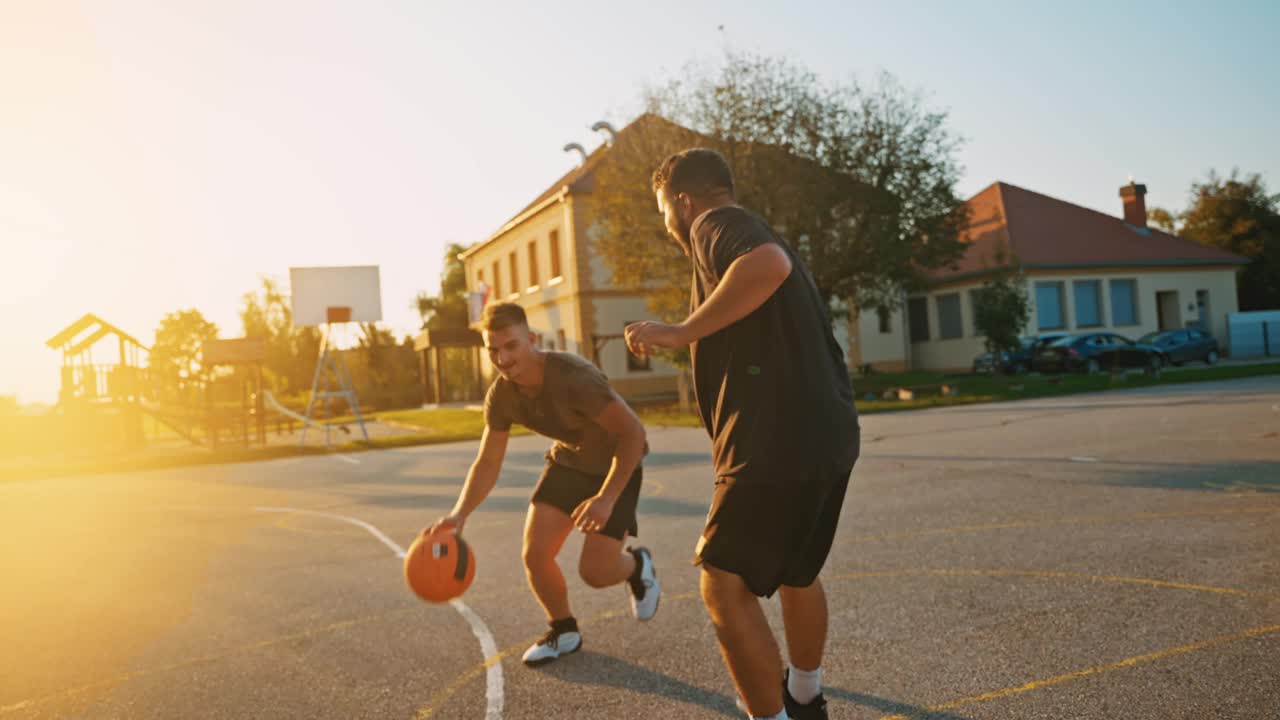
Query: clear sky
[{"left": 3, "top": 1, "right": 1277, "bottom": 404}]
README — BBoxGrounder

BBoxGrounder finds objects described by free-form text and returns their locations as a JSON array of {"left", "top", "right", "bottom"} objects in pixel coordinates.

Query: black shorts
[
  {"left": 530, "top": 461, "right": 642, "bottom": 540},
  {"left": 696, "top": 461, "right": 853, "bottom": 597}
]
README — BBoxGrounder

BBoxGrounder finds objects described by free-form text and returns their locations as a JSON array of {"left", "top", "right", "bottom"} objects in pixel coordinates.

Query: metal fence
[{"left": 1227, "top": 315, "right": 1280, "bottom": 358}]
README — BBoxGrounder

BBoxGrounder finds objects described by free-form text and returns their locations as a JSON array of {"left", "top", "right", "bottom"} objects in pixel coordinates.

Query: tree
[
  {"left": 588, "top": 52, "right": 968, "bottom": 343},
  {"left": 413, "top": 243, "right": 470, "bottom": 330},
  {"left": 1178, "top": 170, "right": 1280, "bottom": 311},
  {"left": 972, "top": 269, "right": 1031, "bottom": 368},
  {"left": 1147, "top": 207, "right": 1179, "bottom": 234},
  {"left": 239, "top": 276, "right": 322, "bottom": 395},
  {"left": 346, "top": 325, "right": 421, "bottom": 410},
  {"left": 150, "top": 309, "right": 219, "bottom": 401}
]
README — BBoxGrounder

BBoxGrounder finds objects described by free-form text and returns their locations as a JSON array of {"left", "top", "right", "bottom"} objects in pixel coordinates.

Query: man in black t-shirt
[
  {"left": 425, "top": 302, "right": 660, "bottom": 667},
  {"left": 626, "top": 149, "right": 859, "bottom": 720}
]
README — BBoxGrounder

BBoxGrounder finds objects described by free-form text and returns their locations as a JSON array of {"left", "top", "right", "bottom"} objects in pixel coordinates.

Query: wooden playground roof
[{"left": 46, "top": 313, "right": 148, "bottom": 354}]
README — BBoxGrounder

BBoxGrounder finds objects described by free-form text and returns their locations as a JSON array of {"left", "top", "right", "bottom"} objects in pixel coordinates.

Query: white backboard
[{"left": 289, "top": 266, "right": 383, "bottom": 327}]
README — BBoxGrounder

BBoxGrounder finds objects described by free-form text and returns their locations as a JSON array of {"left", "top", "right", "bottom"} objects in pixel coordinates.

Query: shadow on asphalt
[
  {"left": 533, "top": 652, "right": 980, "bottom": 720},
  {"left": 825, "top": 687, "right": 978, "bottom": 719},
  {"left": 534, "top": 649, "right": 740, "bottom": 717}
]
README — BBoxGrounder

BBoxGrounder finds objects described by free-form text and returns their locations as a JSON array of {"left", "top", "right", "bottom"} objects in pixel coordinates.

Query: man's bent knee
[
  {"left": 522, "top": 542, "right": 556, "bottom": 570},
  {"left": 700, "top": 563, "right": 751, "bottom": 620},
  {"left": 577, "top": 565, "right": 612, "bottom": 589}
]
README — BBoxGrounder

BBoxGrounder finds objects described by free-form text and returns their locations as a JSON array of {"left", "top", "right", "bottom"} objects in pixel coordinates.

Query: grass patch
[{"left": 5, "top": 362, "right": 1275, "bottom": 482}]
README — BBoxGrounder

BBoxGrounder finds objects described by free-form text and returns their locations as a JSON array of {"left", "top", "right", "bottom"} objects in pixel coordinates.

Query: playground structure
[
  {"left": 45, "top": 314, "right": 277, "bottom": 452},
  {"left": 41, "top": 266, "right": 386, "bottom": 454},
  {"left": 45, "top": 314, "right": 150, "bottom": 449}
]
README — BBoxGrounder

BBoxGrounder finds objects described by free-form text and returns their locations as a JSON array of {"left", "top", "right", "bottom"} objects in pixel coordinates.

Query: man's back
[{"left": 688, "top": 206, "right": 860, "bottom": 481}]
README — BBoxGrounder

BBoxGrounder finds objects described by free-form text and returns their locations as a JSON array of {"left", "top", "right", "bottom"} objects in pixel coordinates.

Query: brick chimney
[{"left": 1120, "top": 181, "right": 1147, "bottom": 227}]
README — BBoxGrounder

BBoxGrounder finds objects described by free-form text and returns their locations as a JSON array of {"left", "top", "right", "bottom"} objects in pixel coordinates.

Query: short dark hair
[
  {"left": 652, "top": 148, "right": 734, "bottom": 199},
  {"left": 481, "top": 302, "right": 527, "bottom": 332}
]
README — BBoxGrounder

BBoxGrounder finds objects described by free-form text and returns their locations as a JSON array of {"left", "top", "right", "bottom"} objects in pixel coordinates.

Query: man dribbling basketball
[
  {"left": 626, "top": 149, "right": 860, "bottom": 720},
  {"left": 425, "top": 301, "right": 660, "bottom": 666}
]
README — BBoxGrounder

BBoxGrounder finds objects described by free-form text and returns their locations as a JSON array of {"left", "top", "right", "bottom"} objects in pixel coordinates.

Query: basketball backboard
[{"left": 289, "top": 266, "right": 383, "bottom": 327}]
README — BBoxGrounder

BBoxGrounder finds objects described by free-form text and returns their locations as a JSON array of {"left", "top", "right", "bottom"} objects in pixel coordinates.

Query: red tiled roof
[{"left": 934, "top": 181, "right": 1248, "bottom": 281}]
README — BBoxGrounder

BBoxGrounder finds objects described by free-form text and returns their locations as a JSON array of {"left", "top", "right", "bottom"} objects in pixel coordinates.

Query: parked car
[
  {"left": 1033, "top": 332, "right": 1168, "bottom": 374},
  {"left": 972, "top": 333, "right": 1069, "bottom": 375},
  {"left": 1138, "top": 328, "right": 1220, "bottom": 366}
]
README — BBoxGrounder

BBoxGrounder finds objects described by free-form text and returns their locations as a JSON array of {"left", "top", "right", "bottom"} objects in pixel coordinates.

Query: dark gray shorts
[
  {"left": 531, "top": 462, "right": 642, "bottom": 540},
  {"left": 696, "top": 461, "right": 853, "bottom": 597}
]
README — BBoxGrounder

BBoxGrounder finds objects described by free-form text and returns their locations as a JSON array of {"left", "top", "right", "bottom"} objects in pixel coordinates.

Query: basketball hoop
[{"left": 288, "top": 266, "right": 383, "bottom": 448}]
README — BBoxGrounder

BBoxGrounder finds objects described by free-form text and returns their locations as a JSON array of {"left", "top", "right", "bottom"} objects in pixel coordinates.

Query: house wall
[
  {"left": 1025, "top": 267, "right": 1239, "bottom": 350},
  {"left": 901, "top": 266, "right": 1241, "bottom": 371},
  {"left": 463, "top": 197, "right": 681, "bottom": 399},
  {"left": 856, "top": 305, "right": 910, "bottom": 372},
  {"left": 590, "top": 294, "right": 681, "bottom": 398}
]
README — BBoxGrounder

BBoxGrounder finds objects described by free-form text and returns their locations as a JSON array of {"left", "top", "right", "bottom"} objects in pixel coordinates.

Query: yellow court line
[
  {"left": 878, "top": 623, "right": 1280, "bottom": 720},
  {"left": 848, "top": 505, "right": 1280, "bottom": 545},
  {"left": 827, "top": 568, "right": 1257, "bottom": 597}
]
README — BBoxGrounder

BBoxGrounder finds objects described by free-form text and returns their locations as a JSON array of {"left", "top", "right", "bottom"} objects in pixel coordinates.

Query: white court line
[
  {"left": 1070, "top": 456, "right": 1100, "bottom": 463},
  {"left": 333, "top": 454, "right": 361, "bottom": 465},
  {"left": 254, "top": 506, "right": 502, "bottom": 719}
]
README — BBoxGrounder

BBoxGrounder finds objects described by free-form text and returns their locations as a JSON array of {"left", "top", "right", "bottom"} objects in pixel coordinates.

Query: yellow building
[{"left": 458, "top": 117, "right": 683, "bottom": 401}]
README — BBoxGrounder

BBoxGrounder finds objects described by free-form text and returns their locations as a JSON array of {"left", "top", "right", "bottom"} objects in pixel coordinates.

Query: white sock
[
  {"left": 788, "top": 665, "right": 822, "bottom": 705},
  {"left": 750, "top": 712, "right": 789, "bottom": 720}
]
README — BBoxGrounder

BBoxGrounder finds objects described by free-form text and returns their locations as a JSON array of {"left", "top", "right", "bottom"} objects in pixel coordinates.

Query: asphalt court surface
[{"left": 2, "top": 376, "right": 1278, "bottom": 719}]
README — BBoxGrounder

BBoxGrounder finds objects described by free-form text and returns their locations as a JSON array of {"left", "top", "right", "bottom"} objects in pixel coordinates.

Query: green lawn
[
  {"left": 6, "top": 362, "right": 1276, "bottom": 482},
  {"left": 631, "top": 361, "right": 1280, "bottom": 422}
]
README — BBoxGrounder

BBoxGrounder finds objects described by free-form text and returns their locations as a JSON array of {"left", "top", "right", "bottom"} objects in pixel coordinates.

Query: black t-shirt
[{"left": 688, "top": 206, "right": 860, "bottom": 484}]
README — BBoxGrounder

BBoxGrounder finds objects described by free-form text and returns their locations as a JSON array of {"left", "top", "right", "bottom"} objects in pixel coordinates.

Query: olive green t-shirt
[{"left": 483, "top": 352, "right": 638, "bottom": 476}]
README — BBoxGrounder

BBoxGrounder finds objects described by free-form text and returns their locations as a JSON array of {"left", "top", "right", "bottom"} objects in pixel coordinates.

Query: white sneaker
[
  {"left": 627, "top": 546, "right": 660, "bottom": 621},
  {"left": 521, "top": 628, "right": 582, "bottom": 666}
]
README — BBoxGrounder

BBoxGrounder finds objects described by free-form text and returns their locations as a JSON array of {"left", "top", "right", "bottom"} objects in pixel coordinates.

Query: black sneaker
[
  {"left": 783, "top": 669, "right": 829, "bottom": 720},
  {"left": 521, "top": 626, "right": 582, "bottom": 666}
]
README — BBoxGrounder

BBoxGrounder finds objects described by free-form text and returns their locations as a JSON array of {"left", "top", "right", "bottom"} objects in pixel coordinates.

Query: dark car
[
  {"left": 1033, "top": 332, "right": 1168, "bottom": 374},
  {"left": 1138, "top": 328, "right": 1220, "bottom": 366},
  {"left": 973, "top": 333, "right": 1070, "bottom": 375}
]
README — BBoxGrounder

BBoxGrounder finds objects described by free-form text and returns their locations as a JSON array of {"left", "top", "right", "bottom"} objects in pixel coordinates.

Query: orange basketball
[{"left": 404, "top": 530, "right": 476, "bottom": 603}]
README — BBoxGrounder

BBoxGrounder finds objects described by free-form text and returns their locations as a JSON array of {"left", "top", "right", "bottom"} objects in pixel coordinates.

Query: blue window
[
  {"left": 936, "top": 293, "right": 963, "bottom": 340},
  {"left": 1036, "top": 282, "right": 1066, "bottom": 330},
  {"left": 1074, "top": 280, "right": 1102, "bottom": 328},
  {"left": 1110, "top": 279, "right": 1138, "bottom": 326}
]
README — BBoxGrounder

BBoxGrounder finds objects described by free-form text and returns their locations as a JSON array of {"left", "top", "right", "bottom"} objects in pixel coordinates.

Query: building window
[
  {"left": 549, "top": 230, "right": 562, "bottom": 279},
  {"left": 877, "top": 307, "right": 891, "bottom": 334},
  {"left": 1110, "top": 278, "right": 1138, "bottom": 326},
  {"left": 508, "top": 252, "right": 519, "bottom": 296},
  {"left": 491, "top": 261, "right": 501, "bottom": 298},
  {"left": 556, "top": 329, "right": 566, "bottom": 351},
  {"left": 527, "top": 240, "right": 540, "bottom": 288},
  {"left": 907, "top": 297, "right": 929, "bottom": 342},
  {"left": 1074, "top": 280, "right": 1102, "bottom": 328},
  {"left": 967, "top": 289, "right": 985, "bottom": 336},
  {"left": 1035, "top": 282, "right": 1066, "bottom": 330},
  {"left": 624, "top": 322, "right": 651, "bottom": 371},
  {"left": 936, "top": 293, "right": 963, "bottom": 340}
]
